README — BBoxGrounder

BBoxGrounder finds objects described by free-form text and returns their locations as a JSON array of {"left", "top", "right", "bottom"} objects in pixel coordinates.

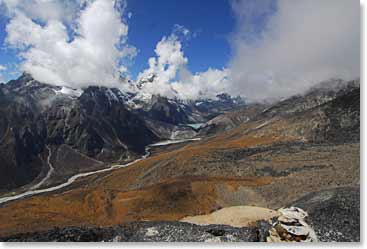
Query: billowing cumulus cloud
[
  {"left": 2, "top": 0, "right": 135, "bottom": 89},
  {"left": 1, "top": 0, "right": 82, "bottom": 23},
  {"left": 136, "top": 29, "right": 188, "bottom": 98},
  {"left": 228, "top": 0, "right": 360, "bottom": 101},
  {"left": 136, "top": 27, "right": 229, "bottom": 100}
]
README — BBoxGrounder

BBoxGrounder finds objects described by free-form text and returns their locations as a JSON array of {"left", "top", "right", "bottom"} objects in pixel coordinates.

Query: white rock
[{"left": 145, "top": 227, "right": 159, "bottom": 237}]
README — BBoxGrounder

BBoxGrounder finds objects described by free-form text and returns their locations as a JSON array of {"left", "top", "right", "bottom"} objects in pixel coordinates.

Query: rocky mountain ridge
[
  {"left": 0, "top": 73, "right": 245, "bottom": 191},
  {"left": 0, "top": 74, "right": 159, "bottom": 190}
]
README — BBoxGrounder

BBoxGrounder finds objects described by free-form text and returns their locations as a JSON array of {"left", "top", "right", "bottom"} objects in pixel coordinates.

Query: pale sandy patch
[{"left": 180, "top": 206, "right": 280, "bottom": 227}]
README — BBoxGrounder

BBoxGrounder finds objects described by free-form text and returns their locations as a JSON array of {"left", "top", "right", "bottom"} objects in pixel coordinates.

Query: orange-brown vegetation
[
  {"left": 0, "top": 112, "right": 359, "bottom": 237},
  {"left": 0, "top": 176, "right": 272, "bottom": 236}
]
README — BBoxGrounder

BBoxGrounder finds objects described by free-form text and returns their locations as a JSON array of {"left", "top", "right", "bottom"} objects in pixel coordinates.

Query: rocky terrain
[
  {"left": 291, "top": 187, "right": 360, "bottom": 242},
  {"left": 0, "top": 187, "right": 358, "bottom": 242},
  {"left": 0, "top": 77, "right": 360, "bottom": 242},
  {"left": 0, "top": 221, "right": 271, "bottom": 242}
]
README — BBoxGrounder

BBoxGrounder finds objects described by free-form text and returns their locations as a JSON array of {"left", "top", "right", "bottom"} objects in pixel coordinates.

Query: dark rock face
[
  {"left": 199, "top": 79, "right": 359, "bottom": 139},
  {"left": 0, "top": 75, "right": 158, "bottom": 191},
  {"left": 261, "top": 79, "right": 359, "bottom": 119},
  {"left": 193, "top": 93, "right": 245, "bottom": 115},
  {"left": 47, "top": 86, "right": 158, "bottom": 159},
  {"left": 291, "top": 187, "right": 360, "bottom": 242},
  {"left": 290, "top": 84, "right": 360, "bottom": 144},
  {"left": 142, "top": 95, "right": 191, "bottom": 125},
  {"left": 139, "top": 93, "right": 246, "bottom": 126},
  {"left": 136, "top": 73, "right": 156, "bottom": 90},
  {"left": 0, "top": 85, "right": 47, "bottom": 190},
  {"left": 319, "top": 88, "right": 360, "bottom": 143},
  {"left": 136, "top": 93, "right": 246, "bottom": 139},
  {"left": 143, "top": 118, "right": 197, "bottom": 140},
  {"left": 0, "top": 221, "right": 272, "bottom": 242},
  {"left": 199, "top": 103, "right": 266, "bottom": 136}
]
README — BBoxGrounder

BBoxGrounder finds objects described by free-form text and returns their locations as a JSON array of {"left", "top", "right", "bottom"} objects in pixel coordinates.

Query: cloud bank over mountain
[
  {"left": 1, "top": 0, "right": 360, "bottom": 101},
  {"left": 228, "top": 0, "right": 360, "bottom": 101},
  {"left": 2, "top": 0, "right": 135, "bottom": 89}
]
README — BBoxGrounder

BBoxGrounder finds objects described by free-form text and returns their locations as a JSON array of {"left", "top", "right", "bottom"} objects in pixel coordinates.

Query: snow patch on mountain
[{"left": 54, "top": 86, "right": 83, "bottom": 97}]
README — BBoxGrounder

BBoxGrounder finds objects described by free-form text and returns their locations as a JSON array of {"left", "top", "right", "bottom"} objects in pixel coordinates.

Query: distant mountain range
[{"left": 0, "top": 73, "right": 245, "bottom": 191}]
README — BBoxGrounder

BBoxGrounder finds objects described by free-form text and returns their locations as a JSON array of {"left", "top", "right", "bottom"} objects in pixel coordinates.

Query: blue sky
[
  {"left": 126, "top": 0, "right": 236, "bottom": 78},
  {"left": 0, "top": 14, "right": 20, "bottom": 82},
  {"left": 0, "top": 0, "right": 237, "bottom": 82}
]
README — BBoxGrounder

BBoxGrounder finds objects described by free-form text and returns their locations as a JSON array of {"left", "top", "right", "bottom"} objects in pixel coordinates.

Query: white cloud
[
  {"left": 136, "top": 27, "right": 229, "bottom": 100},
  {"left": 3, "top": 0, "right": 135, "bottom": 89},
  {"left": 172, "top": 68, "right": 230, "bottom": 100},
  {"left": 228, "top": 0, "right": 360, "bottom": 101},
  {"left": 0, "top": 64, "right": 5, "bottom": 82},
  {"left": 136, "top": 29, "right": 188, "bottom": 98},
  {"left": 1, "top": 0, "right": 82, "bottom": 24}
]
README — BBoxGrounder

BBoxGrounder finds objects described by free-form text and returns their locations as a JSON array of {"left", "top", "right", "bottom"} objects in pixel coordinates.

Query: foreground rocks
[
  {"left": 291, "top": 187, "right": 360, "bottom": 242},
  {"left": 1, "top": 186, "right": 360, "bottom": 242},
  {"left": 0, "top": 221, "right": 271, "bottom": 242},
  {"left": 267, "top": 207, "right": 318, "bottom": 242}
]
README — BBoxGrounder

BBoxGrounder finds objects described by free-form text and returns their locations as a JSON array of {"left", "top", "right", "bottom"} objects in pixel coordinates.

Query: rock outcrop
[
  {"left": 290, "top": 187, "right": 360, "bottom": 242},
  {"left": 0, "top": 221, "right": 271, "bottom": 242},
  {"left": 267, "top": 207, "right": 318, "bottom": 242}
]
